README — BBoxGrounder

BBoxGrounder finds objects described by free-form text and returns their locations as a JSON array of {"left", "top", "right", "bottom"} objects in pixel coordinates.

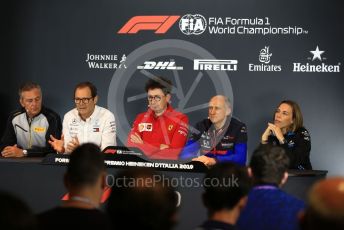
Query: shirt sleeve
[
  {"left": 149, "top": 115, "right": 189, "bottom": 160},
  {"left": 0, "top": 115, "right": 17, "bottom": 152},
  {"left": 215, "top": 143, "right": 247, "bottom": 166},
  {"left": 62, "top": 114, "right": 72, "bottom": 151},
  {"left": 27, "top": 111, "right": 62, "bottom": 157},
  {"left": 179, "top": 121, "right": 203, "bottom": 160},
  {"left": 47, "top": 113, "right": 62, "bottom": 140},
  {"left": 127, "top": 114, "right": 160, "bottom": 155},
  {"left": 128, "top": 114, "right": 189, "bottom": 160},
  {"left": 215, "top": 124, "right": 248, "bottom": 165},
  {"left": 100, "top": 112, "right": 116, "bottom": 151},
  {"left": 127, "top": 114, "right": 140, "bottom": 144},
  {"left": 283, "top": 129, "right": 311, "bottom": 169}
]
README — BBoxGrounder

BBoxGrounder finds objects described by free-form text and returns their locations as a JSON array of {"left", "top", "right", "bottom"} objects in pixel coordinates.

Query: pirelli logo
[
  {"left": 118, "top": 16, "right": 180, "bottom": 34},
  {"left": 34, "top": 127, "right": 46, "bottom": 133},
  {"left": 194, "top": 59, "right": 238, "bottom": 71}
]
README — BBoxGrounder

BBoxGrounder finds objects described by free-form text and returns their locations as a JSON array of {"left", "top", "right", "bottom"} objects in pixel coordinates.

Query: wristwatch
[{"left": 22, "top": 149, "right": 28, "bottom": 156}]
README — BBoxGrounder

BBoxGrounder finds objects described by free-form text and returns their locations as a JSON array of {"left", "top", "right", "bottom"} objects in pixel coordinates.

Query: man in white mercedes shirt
[{"left": 49, "top": 82, "right": 116, "bottom": 154}]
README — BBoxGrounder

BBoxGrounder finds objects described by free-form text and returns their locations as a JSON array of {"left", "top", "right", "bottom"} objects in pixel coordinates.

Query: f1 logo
[{"left": 118, "top": 16, "right": 180, "bottom": 34}]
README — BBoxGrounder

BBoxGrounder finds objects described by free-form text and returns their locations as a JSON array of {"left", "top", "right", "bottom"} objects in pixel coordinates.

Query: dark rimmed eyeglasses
[
  {"left": 74, "top": 97, "right": 94, "bottom": 104},
  {"left": 147, "top": 95, "right": 165, "bottom": 102}
]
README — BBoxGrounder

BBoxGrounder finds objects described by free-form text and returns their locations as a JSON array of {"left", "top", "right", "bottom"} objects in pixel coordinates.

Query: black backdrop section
[{"left": 1, "top": 0, "right": 343, "bottom": 176}]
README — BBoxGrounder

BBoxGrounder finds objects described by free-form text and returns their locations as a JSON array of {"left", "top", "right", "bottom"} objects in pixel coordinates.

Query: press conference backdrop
[{"left": 1, "top": 0, "right": 343, "bottom": 175}]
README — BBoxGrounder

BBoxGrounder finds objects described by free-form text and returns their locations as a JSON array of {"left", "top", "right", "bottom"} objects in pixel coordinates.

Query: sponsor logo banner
[
  {"left": 117, "top": 14, "right": 308, "bottom": 36},
  {"left": 86, "top": 53, "right": 127, "bottom": 69},
  {"left": 293, "top": 46, "right": 341, "bottom": 73},
  {"left": 194, "top": 59, "right": 238, "bottom": 71},
  {"left": 137, "top": 61, "right": 183, "bottom": 70},
  {"left": 118, "top": 16, "right": 180, "bottom": 34},
  {"left": 181, "top": 14, "right": 308, "bottom": 36},
  {"left": 249, "top": 46, "right": 282, "bottom": 72}
]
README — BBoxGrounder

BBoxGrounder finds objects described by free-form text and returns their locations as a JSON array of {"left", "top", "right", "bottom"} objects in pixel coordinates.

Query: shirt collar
[
  {"left": 210, "top": 116, "right": 231, "bottom": 134},
  {"left": 75, "top": 105, "right": 99, "bottom": 122},
  {"left": 88, "top": 105, "right": 99, "bottom": 121},
  {"left": 24, "top": 107, "right": 43, "bottom": 123},
  {"left": 253, "top": 183, "right": 279, "bottom": 190},
  {"left": 148, "top": 104, "right": 173, "bottom": 118}
]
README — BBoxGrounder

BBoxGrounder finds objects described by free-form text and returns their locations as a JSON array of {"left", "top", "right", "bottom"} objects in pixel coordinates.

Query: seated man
[
  {"left": 237, "top": 145, "right": 305, "bottom": 230},
  {"left": 198, "top": 162, "right": 251, "bottom": 230},
  {"left": 127, "top": 77, "right": 188, "bottom": 160},
  {"left": 49, "top": 82, "right": 116, "bottom": 153},
  {"left": 0, "top": 82, "right": 62, "bottom": 157},
  {"left": 299, "top": 177, "right": 344, "bottom": 230},
  {"left": 37, "top": 143, "right": 111, "bottom": 229},
  {"left": 180, "top": 95, "right": 247, "bottom": 166}
]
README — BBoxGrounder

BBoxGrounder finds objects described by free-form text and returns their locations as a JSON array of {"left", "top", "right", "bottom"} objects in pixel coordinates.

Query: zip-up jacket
[
  {"left": 127, "top": 105, "right": 188, "bottom": 160},
  {"left": 0, "top": 106, "right": 62, "bottom": 157},
  {"left": 264, "top": 127, "right": 312, "bottom": 170},
  {"left": 180, "top": 117, "right": 247, "bottom": 165}
]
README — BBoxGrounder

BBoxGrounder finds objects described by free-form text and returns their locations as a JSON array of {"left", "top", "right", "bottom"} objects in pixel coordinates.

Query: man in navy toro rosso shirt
[{"left": 180, "top": 95, "right": 247, "bottom": 166}]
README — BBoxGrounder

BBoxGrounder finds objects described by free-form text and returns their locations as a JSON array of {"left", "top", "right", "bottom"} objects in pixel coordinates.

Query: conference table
[{"left": 0, "top": 154, "right": 327, "bottom": 230}]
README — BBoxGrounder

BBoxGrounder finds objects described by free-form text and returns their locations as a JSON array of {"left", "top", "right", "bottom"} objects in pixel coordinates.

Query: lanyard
[{"left": 253, "top": 185, "right": 278, "bottom": 190}]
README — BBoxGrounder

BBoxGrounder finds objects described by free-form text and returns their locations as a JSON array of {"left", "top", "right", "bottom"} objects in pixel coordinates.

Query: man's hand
[
  {"left": 1, "top": 144, "right": 25, "bottom": 158},
  {"left": 66, "top": 136, "right": 80, "bottom": 154},
  {"left": 160, "top": 144, "right": 169, "bottom": 150},
  {"left": 192, "top": 155, "right": 216, "bottom": 167},
  {"left": 130, "top": 132, "right": 144, "bottom": 144},
  {"left": 49, "top": 134, "right": 65, "bottom": 153}
]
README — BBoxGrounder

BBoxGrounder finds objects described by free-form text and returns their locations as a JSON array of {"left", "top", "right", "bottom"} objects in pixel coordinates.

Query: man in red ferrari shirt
[{"left": 127, "top": 77, "right": 188, "bottom": 160}]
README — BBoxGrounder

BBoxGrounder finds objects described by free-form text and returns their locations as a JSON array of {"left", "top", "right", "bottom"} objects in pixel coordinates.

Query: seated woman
[{"left": 261, "top": 100, "right": 312, "bottom": 170}]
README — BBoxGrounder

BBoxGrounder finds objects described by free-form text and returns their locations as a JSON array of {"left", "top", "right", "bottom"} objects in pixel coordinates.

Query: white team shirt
[{"left": 63, "top": 105, "right": 116, "bottom": 151}]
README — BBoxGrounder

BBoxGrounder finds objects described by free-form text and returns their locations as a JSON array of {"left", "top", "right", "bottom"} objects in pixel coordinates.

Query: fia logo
[{"left": 179, "top": 14, "right": 207, "bottom": 35}]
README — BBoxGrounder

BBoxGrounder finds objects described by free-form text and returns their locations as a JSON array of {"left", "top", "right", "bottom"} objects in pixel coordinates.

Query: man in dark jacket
[
  {"left": 0, "top": 82, "right": 61, "bottom": 157},
  {"left": 180, "top": 95, "right": 247, "bottom": 166}
]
